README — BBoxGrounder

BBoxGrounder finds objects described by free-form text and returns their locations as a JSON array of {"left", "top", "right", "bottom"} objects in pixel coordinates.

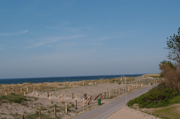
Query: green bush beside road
[{"left": 128, "top": 83, "right": 180, "bottom": 108}]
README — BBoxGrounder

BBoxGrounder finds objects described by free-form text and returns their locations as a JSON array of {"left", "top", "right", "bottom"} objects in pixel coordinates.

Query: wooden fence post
[
  {"left": 36, "top": 91, "right": 38, "bottom": 97},
  {"left": 65, "top": 103, "right": 67, "bottom": 113},
  {"left": 54, "top": 106, "right": 57, "bottom": 117},
  {"left": 75, "top": 95, "right": 77, "bottom": 100},
  {"left": 83, "top": 98, "right": 85, "bottom": 106},
  {"left": 20, "top": 88, "right": 22, "bottom": 93},
  {"left": 22, "top": 115, "right": 24, "bottom": 119},
  {"left": 131, "top": 85, "right": 133, "bottom": 90},
  {"left": 89, "top": 96, "right": 93, "bottom": 105},
  {"left": 72, "top": 93, "right": 74, "bottom": 99},
  {"left": 39, "top": 111, "right": 42, "bottom": 119},
  {"left": 27, "top": 87, "right": 28, "bottom": 92},
  {"left": 49, "top": 94, "right": 51, "bottom": 100},
  {"left": 84, "top": 95, "right": 91, "bottom": 104},
  {"left": 61, "top": 94, "right": 63, "bottom": 102},
  {"left": 129, "top": 86, "right": 131, "bottom": 91},
  {"left": 47, "top": 92, "right": 49, "bottom": 97},
  {"left": 75, "top": 100, "right": 77, "bottom": 110},
  {"left": 4, "top": 92, "right": 7, "bottom": 95},
  {"left": 132, "top": 85, "right": 134, "bottom": 90},
  {"left": 109, "top": 91, "right": 111, "bottom": 98}
]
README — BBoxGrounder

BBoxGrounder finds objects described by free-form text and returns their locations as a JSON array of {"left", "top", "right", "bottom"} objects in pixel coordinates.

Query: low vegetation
[
  {"left": 0, "top": 93, "right": 28, "bottom": 104},
  {"left": 128, "top": 83, "right": 180, "bottom": 108},
  {"left": 154, "top": 105, "right": 180, "bottom": 119}
]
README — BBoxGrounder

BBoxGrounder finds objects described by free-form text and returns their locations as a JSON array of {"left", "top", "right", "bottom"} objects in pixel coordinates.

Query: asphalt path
[{"left": 74, "top": 84, "right": 158, "bottom": 119}]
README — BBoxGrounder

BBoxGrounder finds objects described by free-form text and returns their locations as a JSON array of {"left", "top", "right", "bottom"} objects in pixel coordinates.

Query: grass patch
[
  {"left": 25, "top": 111, "right": 52, "bottom": 119},
  {"left": 154, "top": 106, "right": 180, "bottom": 119},
  {"left": 25, "top": 111, "right": 40, "bottom": 119},
  {"left": 38, "top": 106, "right": 47, "bottom": 111},
  {"left": 0, "top": 93, "right": 28, "bottom": 104},
  {"left": 128, "top": 83, "right": 180, "bottom": 108},
  {"left": 69, "top": 102, "right": 75, "bottom": 108},
  {"left": 168, "top": 95, "right": 180, "bottom": 104}
]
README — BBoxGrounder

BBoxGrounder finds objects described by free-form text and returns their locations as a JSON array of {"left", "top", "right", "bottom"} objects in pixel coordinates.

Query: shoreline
[
  {"left": 0, "top": 74, "right": 144, "bottom": 85},
  {"left": 0, "top": 73, "right": 160, "bottom": 96}
]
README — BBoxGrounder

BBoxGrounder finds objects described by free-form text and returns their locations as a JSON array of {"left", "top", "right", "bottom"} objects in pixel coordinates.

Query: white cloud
[
  {"left": 0, "top": 30, "right": 29, "bottom": 36},
  {"left": 23, "top": 34, "right": 86, "bottom": 49},
  {"left": 43, "top": 34, "right": 86, "bottom": 40},
  {"left": 23, "top": 39, "right": 58, "bottom": 49}
]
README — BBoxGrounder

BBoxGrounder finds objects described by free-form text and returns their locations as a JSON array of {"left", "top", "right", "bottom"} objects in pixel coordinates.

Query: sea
[{"left": 0, "top": 74, "right": 143, "bottom": 84}]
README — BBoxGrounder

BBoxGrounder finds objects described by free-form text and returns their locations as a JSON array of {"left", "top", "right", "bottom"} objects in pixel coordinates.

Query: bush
[
  {"left": 128, "top": 83, "right": 179, "bottom": 108},
  {"left": 159, "top": 60, "right": 180, "bottom": 91}
]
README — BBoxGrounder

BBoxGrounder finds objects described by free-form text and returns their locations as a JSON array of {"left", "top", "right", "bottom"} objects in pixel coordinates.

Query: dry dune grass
[
  {"left": 0, "top": 74, "right": 159, "bottom": 96},
  {"left": 0, "top": 77, "right": 135, "bottom": 95},
  {"left": 140, "top": 73, "right": 160, "bottom": 78}
]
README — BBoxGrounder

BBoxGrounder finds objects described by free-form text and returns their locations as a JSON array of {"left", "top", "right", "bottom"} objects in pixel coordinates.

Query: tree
[
  {"left": 159, "top": 60, "right": 176, "bottom": 77},
  {"left": 159, "top": 27, "right": 180, "bottom": 90},
  {"left": 159, "top": 60, "right": 176, "bottom": 70},
  {"left": 166, "top": 27, "right": 180, "bottom": 64}
]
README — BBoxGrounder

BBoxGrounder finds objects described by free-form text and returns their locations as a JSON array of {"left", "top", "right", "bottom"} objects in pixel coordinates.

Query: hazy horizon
[{"left": 0, "top": 73, "right": 146, "bottom": 80}]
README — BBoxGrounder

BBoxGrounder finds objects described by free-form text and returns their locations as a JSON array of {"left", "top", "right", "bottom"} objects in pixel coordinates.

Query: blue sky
[{"left": 0, "top": 0, "right": 180, "bottom": 79}]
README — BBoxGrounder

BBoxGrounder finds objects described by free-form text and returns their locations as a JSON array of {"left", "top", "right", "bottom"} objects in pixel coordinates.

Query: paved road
[{"left": 74, "top": 84, "right": 158, "bottom": 119}]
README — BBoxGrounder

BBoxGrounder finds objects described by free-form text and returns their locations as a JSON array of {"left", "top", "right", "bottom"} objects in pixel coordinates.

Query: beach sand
[{"left": 0, "top": 74, "right": 160, "bottom": 119}]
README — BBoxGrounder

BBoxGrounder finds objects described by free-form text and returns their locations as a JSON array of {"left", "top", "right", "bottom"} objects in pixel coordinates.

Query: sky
[{"left": 0, "top": 0, "right": 180, "bottom": 79}]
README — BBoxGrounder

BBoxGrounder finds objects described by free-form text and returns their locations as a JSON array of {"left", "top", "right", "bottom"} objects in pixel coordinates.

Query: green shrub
[{"left": 128, "top": 83, "right": 179, "bottom": 108}]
